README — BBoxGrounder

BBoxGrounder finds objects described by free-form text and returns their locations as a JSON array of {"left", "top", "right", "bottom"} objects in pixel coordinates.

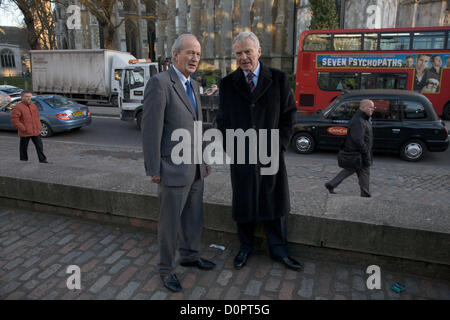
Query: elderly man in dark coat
[{"left": 216, "top": 32, "right": 302, "bottom": 271}]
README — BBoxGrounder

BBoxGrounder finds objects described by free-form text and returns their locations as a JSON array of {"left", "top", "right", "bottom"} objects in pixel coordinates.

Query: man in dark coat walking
[
  {"left": 325, "top": 99, "right": 374, "bottom": 197},
  {"left": 216, "top": 32, "right": 302, "bottom": 271}
]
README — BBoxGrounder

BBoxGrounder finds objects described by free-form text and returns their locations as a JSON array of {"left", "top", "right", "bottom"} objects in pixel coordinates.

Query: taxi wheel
[
  {"left": 40, "top": 121, "right": 53, "bottom": 138},
  {"left": 292, "top": 132, "right": 315, "bottom": 154},
  {"left": 400, "top": 139, "right": 426, "bottom": 162}
]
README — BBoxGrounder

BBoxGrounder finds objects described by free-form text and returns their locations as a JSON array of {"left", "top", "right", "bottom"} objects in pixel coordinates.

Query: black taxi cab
[{"left": 291, "top": 90, "right": 449, "bottom": 162}]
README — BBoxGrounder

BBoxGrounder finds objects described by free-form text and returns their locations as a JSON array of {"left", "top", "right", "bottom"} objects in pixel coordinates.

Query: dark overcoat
[{"left": 216, "top": 62, "right": 297, "bottom": 223}]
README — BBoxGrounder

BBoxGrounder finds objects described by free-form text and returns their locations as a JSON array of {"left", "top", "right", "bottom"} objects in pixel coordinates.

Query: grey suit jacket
[{"left": 142, "top": 66, "right": 206, "bottom": 187}]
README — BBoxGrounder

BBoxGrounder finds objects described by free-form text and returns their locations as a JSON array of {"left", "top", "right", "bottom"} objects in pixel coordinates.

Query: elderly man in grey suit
[{"left": 142, "top": 34, "right": 214, "bottom": 293}]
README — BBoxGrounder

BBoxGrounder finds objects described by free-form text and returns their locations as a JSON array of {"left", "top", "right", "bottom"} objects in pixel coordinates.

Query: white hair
[
  {"left": 233, "top": 32, "right": 260, "bottom": 50},
  {"left": 171, "top": 34, "right": 198, "bottom": 54}
]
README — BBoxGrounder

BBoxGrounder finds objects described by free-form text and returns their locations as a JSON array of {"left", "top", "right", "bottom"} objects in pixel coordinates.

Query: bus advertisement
[{"left": 295, "top": 27, "right": 450, "bottom": 119}]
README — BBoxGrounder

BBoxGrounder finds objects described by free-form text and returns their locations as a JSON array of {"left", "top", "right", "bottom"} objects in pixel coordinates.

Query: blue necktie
[{"left": 185, "top": 80, "right": 198, "bottom": 118}]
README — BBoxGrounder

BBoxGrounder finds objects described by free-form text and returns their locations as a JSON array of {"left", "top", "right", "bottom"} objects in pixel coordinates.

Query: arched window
[{"left": 1, "top": 49, "right": 16, "bottom": 68}]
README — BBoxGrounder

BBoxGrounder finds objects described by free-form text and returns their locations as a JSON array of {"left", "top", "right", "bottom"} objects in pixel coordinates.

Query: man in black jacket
[
  {"left": 325, "top": 99, "right": 374, "bottom": 197},
  {"left": 216, "top": 32, "right": 302, "bottom": 271}
]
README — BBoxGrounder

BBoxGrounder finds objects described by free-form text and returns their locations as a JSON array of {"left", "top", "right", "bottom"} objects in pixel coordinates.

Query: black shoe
[
  {"left": 361, "top": 194, "right": 371, "bottom": 198},
  {"left": 325, "top": 183, "right": 336, "bottom": 194},
  {"left": 161, "top": 273, "right": 182, "bottom": 292},
  {"left": 39, "top": 160, "right": 49, "bottom": 163},
  {"left": 234, "top": 251, "right": 250, "bottom": 270},
  {"left": 272, "top": 255, "right": 304, "bottom": 272},
  {"left": 180, "top": 258, "right": 216, "bottom": 270}
]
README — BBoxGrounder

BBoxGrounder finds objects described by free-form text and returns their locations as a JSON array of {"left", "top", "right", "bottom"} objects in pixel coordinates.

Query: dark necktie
[
  {"left": 185, "top": 80, "right": 198, "bottom": 118},
  {"left": 247, "top": 72, "right": 256, "bottom": 93}
]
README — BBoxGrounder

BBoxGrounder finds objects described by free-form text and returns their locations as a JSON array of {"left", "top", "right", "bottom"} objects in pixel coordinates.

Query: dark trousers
[
  {"left": 237, "top": 216, "right": 288, "bottom": 259},
  {"left": 20, "top": 136, "right": 47, "bottom": 162},
  {"left": 328, "top": 166, "right": 370, "bottom": 197}
]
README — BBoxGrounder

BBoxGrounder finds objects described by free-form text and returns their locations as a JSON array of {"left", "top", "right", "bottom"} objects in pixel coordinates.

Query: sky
[{"left": 0, "top": 0, "right": 24, "bottom": 27}]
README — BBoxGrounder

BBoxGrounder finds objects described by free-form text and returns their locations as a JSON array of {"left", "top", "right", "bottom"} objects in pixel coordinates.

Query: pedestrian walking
[
  {"left": 325, "top": 99, "right": 375, "bottom": 197},
  {"left": 10, "top": 91, "right": 48, "bottom": 163},
  {"left": 216, "top": 31, "right": 302, "bottom": 272}
]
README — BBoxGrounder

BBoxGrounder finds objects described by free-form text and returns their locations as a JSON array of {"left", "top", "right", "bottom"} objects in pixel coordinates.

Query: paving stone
[
  {"left": 0, "top": 281, "right": 21, "bottom": 296},
  {"left": 57, "top": 234, "right": 76, "bottom": 246},
  {"left": 150, "top": 290, "right": 168, "bottom": 300},
  {"left": 104, "top": 250, "right": 126, "bottom": 264},
  {"left": 216, "top": 270, "right": 233, "bottom": 286},
  {"left": 244, "top": 280, "right": 262, "bottom": 296},
  {"left": 109, "top": 259, "right": 131, "bottom": 275},
  {"left": 116, "top": 281, "right": 140, "bottom": 300},
  {"left": 264, "top": 277, "right": 281, "bottom": 292},
  {"left": 4, "top": 258, "right": 24, "bottom": 270},
  {"left": 189, "top": 286, "right": 207, "bottom": 300},
  {"left": 97, "top": 287, "right": 118, "bottom": 300},
  {"left": 38, "top": 264, "right": 62, "bottom": 279},
  {"left": 297, "top": 278, "right": 314, "bottom": 299},
  {"left": 22, "top": 257, "right": 40, "bottom": 268},
  {"left": 225, "top": 286, "right": 241, "bottom": 300},
  {"left": 89, "top": 275, "right": 112, "bottom": 294}
]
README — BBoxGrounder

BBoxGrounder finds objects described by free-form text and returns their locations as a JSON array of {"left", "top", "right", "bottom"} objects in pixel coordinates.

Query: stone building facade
[{"left": 54, "top": 0, "right": 450, "bottom": 74}]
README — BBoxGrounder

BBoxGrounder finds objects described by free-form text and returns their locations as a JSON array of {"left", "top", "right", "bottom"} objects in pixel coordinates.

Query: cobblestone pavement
[{"left": 1, "top": 206, "right": 449, "bottom": 300}]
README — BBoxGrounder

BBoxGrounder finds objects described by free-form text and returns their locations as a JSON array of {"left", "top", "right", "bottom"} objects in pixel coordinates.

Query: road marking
[{"left": 91, "top": 115, "right": 121, "bottom": 120}]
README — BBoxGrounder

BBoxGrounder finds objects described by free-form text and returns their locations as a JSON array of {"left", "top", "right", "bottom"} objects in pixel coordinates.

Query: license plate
[{"left": 73, "top": 111, "right": 84, "bottom": 117}]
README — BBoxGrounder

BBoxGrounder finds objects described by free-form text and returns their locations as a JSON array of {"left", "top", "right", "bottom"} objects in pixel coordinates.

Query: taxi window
[
  {"left": 401, "top": 101, "right": 427, "bottom": 120},
  {"left": 329, "top": 100, "right": 359, "bottom": 120},
  {"left": 372, "top": 99, "right": 399, "bottom": 120}
]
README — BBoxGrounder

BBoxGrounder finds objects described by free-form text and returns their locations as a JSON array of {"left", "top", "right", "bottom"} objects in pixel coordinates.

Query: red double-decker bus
[{"left": 295, "top": 26, "right": 450, "bottom": 119}]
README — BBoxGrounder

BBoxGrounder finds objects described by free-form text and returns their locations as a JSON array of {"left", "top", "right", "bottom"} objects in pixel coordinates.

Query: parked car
[
  {"left": 0, "top": 85, "right": 22, "bottom": 107},
  {"left": 291, "top": 90, "right": 449, "bottom": 162},
  {"left": 0, "top": 95, "right": 92, "bottom": 137}
]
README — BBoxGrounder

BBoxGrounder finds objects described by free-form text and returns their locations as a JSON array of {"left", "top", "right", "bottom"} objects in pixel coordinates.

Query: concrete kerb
[{"left": 0, "top": 173, "right": 448, "bottom": 266}]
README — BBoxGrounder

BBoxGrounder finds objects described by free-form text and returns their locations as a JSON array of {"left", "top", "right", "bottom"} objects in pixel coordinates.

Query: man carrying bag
[{"left": 325, "top": 99, "right": 374, "bottom": 197}]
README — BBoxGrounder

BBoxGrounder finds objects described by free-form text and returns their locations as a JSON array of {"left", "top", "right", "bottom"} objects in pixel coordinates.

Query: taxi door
[{"left": 371, "top": 99, "right": 402, "bottom": 151}]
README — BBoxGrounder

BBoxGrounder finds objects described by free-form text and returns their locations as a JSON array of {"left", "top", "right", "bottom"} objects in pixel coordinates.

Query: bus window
[
  {"left": 360, "top": 73, "right": 376, "bottom": 89},
  {"left": 413, "top": 31, "right": 445, "bottom": 50},
  {"left": 363, "top": 33, "right": 378, "bottom": 50},
  {"left": 333, "top": 34, "right": 362, "bottom": 51},
  {"left": 303, "top": 34, "right": 331, "bottom": 51},
  {"left": 318, "top": 72, "right": 359, "bottom": 91},
  {"left": 380, "top": 33, "right": 410, "bottom": 50}
]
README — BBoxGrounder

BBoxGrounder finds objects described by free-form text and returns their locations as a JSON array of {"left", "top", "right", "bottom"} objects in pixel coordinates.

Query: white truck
[{"left": 30, "top": 49, "right": 159, "bottom": 121}]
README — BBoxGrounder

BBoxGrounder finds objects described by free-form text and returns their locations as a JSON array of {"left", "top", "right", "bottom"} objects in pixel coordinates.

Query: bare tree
[{"left": 2, "top": 0, "right": 57, "bottom": 49}]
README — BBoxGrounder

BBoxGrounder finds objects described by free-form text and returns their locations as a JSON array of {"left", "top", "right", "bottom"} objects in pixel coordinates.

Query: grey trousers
[
  {"left": 328, "top": 166, "right": 371, "bottom": 197},
  {"left": 157, "top": 176, "right": 204, "bottom": 276}
]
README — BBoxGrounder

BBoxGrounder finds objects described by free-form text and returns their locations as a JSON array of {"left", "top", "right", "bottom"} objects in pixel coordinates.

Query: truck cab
[{"left": 112, "top": 59, "right": 159, "bottom": 121}]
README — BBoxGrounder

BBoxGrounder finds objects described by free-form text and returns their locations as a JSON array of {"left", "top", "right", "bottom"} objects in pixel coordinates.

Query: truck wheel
[
  {"left": 400, "top": 139, "right": 426, "bottom": 162},
  {"left": 291, "top": 132, "right": 315, "bottom": 154},
  {"left": 111, "top": 95, "right": 119, "bottom": 107},
  {"left": 40, "top": 121, "right": 53, "bottom": 138},
  {"left": 442, "top": 103, "right": 450, "bottom": 120},
  {"left": 136, "top": 111, "right": 143, "bottom": 130}
]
